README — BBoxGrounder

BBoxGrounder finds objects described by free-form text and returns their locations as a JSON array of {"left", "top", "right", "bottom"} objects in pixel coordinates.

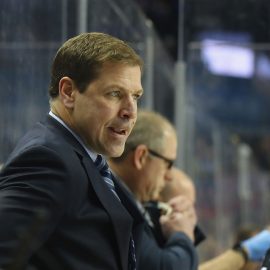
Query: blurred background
[{"left": 1, "top": 0, "right": 270, "bottom": 262}]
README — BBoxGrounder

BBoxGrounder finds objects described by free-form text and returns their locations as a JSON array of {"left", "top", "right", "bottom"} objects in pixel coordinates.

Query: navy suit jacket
[
  {"left": 0, "top": 115, "right": 144, "bottom": 270},
  {"left": 139, "top": 225, "right": 198, "bottom": 270}
]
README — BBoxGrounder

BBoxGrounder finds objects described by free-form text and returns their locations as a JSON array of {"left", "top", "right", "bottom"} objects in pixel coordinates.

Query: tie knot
[
  {"left": 94, "top": 154, "right": 108, "bottom": 172},
  {"left": 94, "top": 154, "right": 120, "bottom": 200},
  {"left": 94, "top": 155, "right": 113, "bottom": 181}
]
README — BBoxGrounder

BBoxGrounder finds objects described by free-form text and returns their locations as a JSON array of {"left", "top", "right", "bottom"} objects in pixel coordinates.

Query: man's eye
[
  {"left": 109, "top": 91, "right": 120, "bottom": 97},
  {"left": 133, "top": 94, "right": 142, "bottom": 100}
]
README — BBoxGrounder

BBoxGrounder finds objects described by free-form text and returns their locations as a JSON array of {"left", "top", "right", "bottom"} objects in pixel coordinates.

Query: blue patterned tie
[
  {"left": 94, "top": 155, "right": 137, "bottom": 270},
  {"left": 94, "top": 154, "right": 120, "bottom": 200}
]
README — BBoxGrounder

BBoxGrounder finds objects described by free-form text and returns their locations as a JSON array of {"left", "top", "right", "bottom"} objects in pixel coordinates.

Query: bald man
[
  {"left": 146, "top": 168, "right": 205, "bottom": 246},
  {"left": 109, "top": 110, "right": 198, "bottom": 270},
  {"left": 160, "top": 168, "right": 196, "bottom": 203}
]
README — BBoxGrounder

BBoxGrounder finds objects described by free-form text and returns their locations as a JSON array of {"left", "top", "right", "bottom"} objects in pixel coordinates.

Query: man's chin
[{"left": 107, "top": 146, "right": 125, "bottom": 158}]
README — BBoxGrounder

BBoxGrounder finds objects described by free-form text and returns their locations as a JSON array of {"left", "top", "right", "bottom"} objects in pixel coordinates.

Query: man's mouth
[{"left": 109, "top": 127, "right": 128, "bottom": 136}]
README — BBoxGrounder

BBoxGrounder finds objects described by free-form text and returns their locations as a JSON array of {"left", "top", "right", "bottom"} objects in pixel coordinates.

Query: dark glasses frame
[{"left": 148, "top": 149, "right": 174, "bottom": 169}]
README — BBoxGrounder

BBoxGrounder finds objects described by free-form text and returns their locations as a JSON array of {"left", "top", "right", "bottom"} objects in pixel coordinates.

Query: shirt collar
[{"left": 49, "top": 111, "right": 97, "bottom": 161}]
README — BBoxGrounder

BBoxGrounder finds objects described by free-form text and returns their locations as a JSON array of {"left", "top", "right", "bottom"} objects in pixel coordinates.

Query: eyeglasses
[{"left": 148, "top": 149, "right": 174, "bottom": 169}]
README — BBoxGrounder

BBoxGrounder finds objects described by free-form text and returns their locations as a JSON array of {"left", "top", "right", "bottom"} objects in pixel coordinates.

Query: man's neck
[
  {"left": 49, "top": 109, "right": 97, "bottom": 161},
  {"left": 50, "top": 101, "right": 73, "bottom": 128}
]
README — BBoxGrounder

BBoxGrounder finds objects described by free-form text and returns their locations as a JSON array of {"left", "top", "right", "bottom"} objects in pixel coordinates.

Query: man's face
[
  {"left": 141, "top": 130, "right": 177, "bottom": 202},
  {"left": 71, "top": 62, "right": 143, "bottom": 157}
]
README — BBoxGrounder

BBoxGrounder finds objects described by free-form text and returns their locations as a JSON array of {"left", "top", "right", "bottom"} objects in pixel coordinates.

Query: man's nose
[
  {"left": 120, "top": 97, "right": 137, "bottom": 120},
  {"left": 164, "top": 168, "right": 173, "bottom": 182}
]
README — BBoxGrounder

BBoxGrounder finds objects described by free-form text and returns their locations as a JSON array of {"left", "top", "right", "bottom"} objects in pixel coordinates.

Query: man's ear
[
  {"left": 59, "top": 77, "right": 76, "bottom": 109},
  {"left": 133, "top": 144, "right": 148, "bottom": 170}
]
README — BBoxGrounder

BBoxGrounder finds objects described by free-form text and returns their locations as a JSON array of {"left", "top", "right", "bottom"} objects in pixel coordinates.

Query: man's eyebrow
[{"left": 106, "top": 85, "right": 144, "bottom": 94}]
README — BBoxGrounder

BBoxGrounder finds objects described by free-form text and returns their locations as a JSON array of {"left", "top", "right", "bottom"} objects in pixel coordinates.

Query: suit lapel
[
  {"left": 82, "top": 157, "right": 133, "bottom": 270},
  {"left": 113, "top": 178, "right": 145, "bottom": 259},
  {"left": 46, "top": 115, "right": 87, "bottom": 156}
]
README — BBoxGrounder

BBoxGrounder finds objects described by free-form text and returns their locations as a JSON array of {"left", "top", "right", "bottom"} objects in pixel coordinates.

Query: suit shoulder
[{"left": 7, "top": 120, "right": 81, "bottom": 163}]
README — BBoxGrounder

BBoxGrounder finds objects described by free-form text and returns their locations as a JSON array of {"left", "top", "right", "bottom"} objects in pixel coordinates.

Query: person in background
[
  {"left": 159, "top": 168, "right": 196, "bottom": 203},
  {"left": 158, "top": 167, "right": 270, "bottom": 270},
  {"left": 149, "top": 167, "right": 205, "bottom": 246},
  {"left": 109, "top": 109, "right": 199, "bottom": 270},
  {"left": 0, "top": 32, "right": 144, "bottom": 270}
]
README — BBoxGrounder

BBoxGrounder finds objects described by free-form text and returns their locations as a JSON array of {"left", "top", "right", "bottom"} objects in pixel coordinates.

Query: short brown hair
[{"left": 49, "top": 32, "right": 143, "bottom": 98}]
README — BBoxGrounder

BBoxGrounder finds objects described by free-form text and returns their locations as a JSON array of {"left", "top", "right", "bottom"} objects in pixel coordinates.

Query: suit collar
[
  {"left": 45, "top": 115, "right": 89, "bottom": 159},
  {"left": 46, "top": 114, "right": 98, "bottom": 159},
  {"left": 48, "top": 112, "right": 97, "bottom": 161}
]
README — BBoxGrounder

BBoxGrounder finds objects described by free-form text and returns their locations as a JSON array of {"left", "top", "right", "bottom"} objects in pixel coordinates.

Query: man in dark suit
[
  {"left": 109, "top": 110, "right": 199, "bottom": 270},
  {"left": 0, "top": 32, "right": 144, "bottom": 270}
]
